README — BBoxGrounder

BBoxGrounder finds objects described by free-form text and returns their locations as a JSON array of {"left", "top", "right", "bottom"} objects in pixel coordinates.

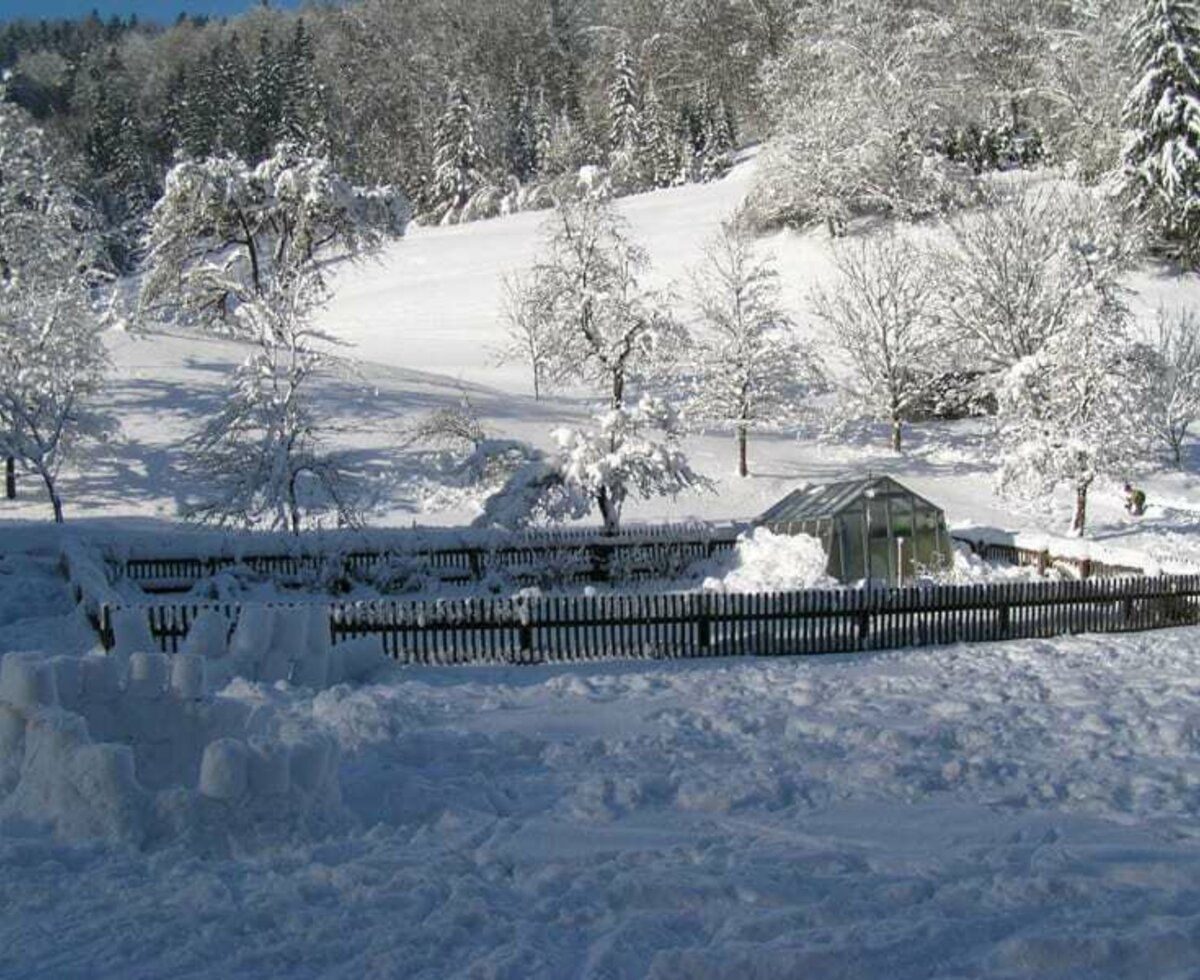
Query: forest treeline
[{"left": 1, "top": 1, "right": 1135, "bottom": 269}]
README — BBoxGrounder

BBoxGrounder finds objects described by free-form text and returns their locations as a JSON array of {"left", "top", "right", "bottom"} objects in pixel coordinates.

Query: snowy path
[{"left": 5, "top": 630, "right": 1200, "bottom": 978}]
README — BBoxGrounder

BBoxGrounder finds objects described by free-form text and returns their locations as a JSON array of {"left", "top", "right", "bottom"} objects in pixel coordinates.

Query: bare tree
[
  {"left": 934, "top": 186, "right": 1133, "bottom": 371},
  {"left": 1141, "top": 308, "right": 1200, "bottom": 468},
  {"left": 499, "top": 271, "right": 560, "bottom": 400},
  {"left": 811, "top": 234, "right": 941, "bottom": 452},
  {"left": 686, "top": 213, "right": 819, "bottom": 476},
  {"left": 186, "top": 272, "right": 364, "bottom": 533},
  {"left": 520, "top": 194, "right": 678, "bottom": 411}
]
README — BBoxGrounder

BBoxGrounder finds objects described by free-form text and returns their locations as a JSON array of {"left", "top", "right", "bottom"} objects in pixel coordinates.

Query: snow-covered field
[{"left": 5, "top": 614, "right": 1200, "bottom": 978}]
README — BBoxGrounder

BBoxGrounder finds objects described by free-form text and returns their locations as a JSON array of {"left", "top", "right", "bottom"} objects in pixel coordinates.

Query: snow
[
  {"left": 4, "top": 627, "right": 1200, "bottom": 976},
  {"left": 703, "top": 527, "right": 834, "bottom": 592},
  {"left": 4, "top": 141, "right": 1200, "bottom": 977}
]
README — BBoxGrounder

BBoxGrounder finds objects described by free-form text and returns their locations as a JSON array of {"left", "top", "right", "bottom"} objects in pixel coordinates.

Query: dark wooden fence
[
  {"left": 108, "top": 525, "right": 741, "bottom": 593},
  {"left": 102, "top": 574, "right": 1200, "bottom": 662}
]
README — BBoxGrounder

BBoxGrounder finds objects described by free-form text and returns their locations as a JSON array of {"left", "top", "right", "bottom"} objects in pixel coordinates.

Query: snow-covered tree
[
  {"left": 608, "top": 47, "right": 643, "bottom": 188},
  {"left": 521, "top": 195, "right": 678, "bottom": 410},
  {"left": 140, "top": 143, "right": 408, "bottom": 328},
  {"left": 429, "top": 82, "right": 487, "bottom": 223},
  {"left": 0, "top": 284, "right": 112, "bottom": 524},
  {"left": 186, "top": 271, "right": 364, "bottom": 533},
  {"left": 639, "top": 85, "right": 680, "bottom": 189},
  {"left": 750, "top": 3, "right": 957, "bottom": 231},
  {"left": 935, "top": 186, "right": 1134, "bottom": 372},
  {"left": 499, "top": 271, "right": 563, "bottom": 400},
  {"left": 1139, "top": 307, "right": 1200, "bottom": 466},
  {"left": 687, "top": 214, "right": 818, "bottom": 476},
  {"left": 552, "top": 396, "right": 707, "bottom": 534},
  {"left": 1122, "top": 0, "right": 1200, "bottom": 262},
  {"left": 811, "top": 234, "right": 942, "bottom": 452},
  {"left": 0, "top": 91, "right": 109, "bottom": 521},
  {"left": 994, "top": 264, "right": 1147, "bottom": 535}
]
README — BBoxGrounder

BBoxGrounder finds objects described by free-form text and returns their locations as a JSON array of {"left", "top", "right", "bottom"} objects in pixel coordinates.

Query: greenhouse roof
[{"left": 757, "top": 475, "right": 943, "bottom": 525}]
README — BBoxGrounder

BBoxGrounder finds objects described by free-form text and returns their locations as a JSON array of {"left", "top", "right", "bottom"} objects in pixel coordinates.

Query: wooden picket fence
[
  {"left": 101, "top": 574, "right": 1200, "bottom": 663},
  {"left": 953, "top": 537, "right": 1144, "bottom": 579},
  {"left": 108, "top": 525, "right": 741, "bottom": 593}
]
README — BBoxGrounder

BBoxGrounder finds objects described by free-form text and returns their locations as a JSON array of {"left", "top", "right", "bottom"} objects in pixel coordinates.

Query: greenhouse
[{"left": 756, "top": 476, "right": 949, "bottom": 585}]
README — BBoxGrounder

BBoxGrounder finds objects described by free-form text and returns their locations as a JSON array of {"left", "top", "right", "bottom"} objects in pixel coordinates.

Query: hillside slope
[{"left": 2, "top": 158, "right": 1199, "bottom": 567}]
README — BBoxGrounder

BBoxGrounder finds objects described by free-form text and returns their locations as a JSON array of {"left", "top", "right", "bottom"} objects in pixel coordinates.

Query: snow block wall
[
  {"left": 0, "top": 650, "right": 346, "bottom": 845},
  {"left": 111, "top": 603, "right": 388, "bottom": 691}
]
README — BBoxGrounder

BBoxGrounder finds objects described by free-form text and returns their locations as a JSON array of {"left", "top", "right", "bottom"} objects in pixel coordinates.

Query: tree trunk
[
  {"left": 1072, "top": 483, "right": 1088, "bottom": 536},
  {"left": 4, "top": 456, "right": 14, "bottom": 500},
  {"left": 39, "top": 469, "right": 63, "bottom": 524},
  {"left": 890, "top": 415, "right": 902, "bottom": 452},
  {"left": 597, "top": 486, "right": 620, "bottom": 535},
  {"left": 611, "top": 370, "right": 625, "bottom": 411},
  {"left": 737, "top": 424, "right": 748, "bottom": 478}
]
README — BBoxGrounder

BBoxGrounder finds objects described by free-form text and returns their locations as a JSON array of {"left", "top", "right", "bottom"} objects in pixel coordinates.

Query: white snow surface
[{"left": 4, "top": 629, "right": 1200, "bottom": 977}]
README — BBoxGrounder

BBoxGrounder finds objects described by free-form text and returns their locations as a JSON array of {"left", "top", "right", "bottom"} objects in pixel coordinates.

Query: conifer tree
[
  {"left": 430, "top": 81, "right": 487, "bottom": 221},
  {"left": 607, "top": 47, "right": 642, "bottom": 185},
  {"left": 1123, "top": 0, "right": 1200, "bottom": 261}
]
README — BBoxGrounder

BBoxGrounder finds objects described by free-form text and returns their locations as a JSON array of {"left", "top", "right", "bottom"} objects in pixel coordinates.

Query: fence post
[
  {"left": 1037, "top": 550, "right": 1049, "bottom": 576},
  {"left": 1079, "top": 558, "right": 1092, "bottom": 581},
  {"left": 517, "top": 598, "right": 533, "bottom": 659},
  {"left": 100, "top": 604, "right": 114, "bottom": 651},
  {"left": 698, "top": 591, "right": 712, "bottom": 652}
]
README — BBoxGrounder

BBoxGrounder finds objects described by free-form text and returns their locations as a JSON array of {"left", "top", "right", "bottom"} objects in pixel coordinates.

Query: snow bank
[{"left": 702, "top": 528, "right": 835, "bottom": 592}]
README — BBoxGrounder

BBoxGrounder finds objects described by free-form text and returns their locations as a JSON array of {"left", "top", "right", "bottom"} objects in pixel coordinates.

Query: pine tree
[
  {"left": 506, "top": 83, "right": 538, "bottom": 182},
  {"left": 1123, "top": 0, "right": 1200, "bottom": 261},
  {"left": 532, "top": 86, "right": 553, "bottom": 177},
  {"left": 639, "top": 85, "right": 678, "bottom": 188},
  {"left": 607, "top": 47, "right": 642, "bottom": 185},
  {"left": 280, "top": 18, "right": 327, "bottom": 154},
  {"left": 246, "top": 29, "right": 286, "bottom": 163},
  {"left": 430, "top": 81, "right": 487, "bottom": 221}
]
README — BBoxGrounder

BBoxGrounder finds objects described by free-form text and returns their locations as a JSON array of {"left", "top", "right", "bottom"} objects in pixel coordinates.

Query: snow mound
[
  {"left": 703, "top": 528, "right": 834, "bottom": 593},
  {"left": 0, "top": 650, "right": 345, "bottom": 846}
]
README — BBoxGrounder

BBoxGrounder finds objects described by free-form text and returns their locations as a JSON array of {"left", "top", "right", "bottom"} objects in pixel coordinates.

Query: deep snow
[{"left": 5, "top": 628, "right": 1200, "bottom": 978}]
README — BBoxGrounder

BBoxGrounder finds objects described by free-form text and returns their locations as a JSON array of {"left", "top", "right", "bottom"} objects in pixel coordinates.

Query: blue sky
[{"left": 0, "top": 0, "right": 307, "bottom": 24}]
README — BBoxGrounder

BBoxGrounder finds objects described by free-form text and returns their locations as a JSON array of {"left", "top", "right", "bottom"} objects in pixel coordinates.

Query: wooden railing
[
  {"left": 107, "top": 526, "right": 743, "bottom": 593},
  {"left": 102, "top": 575, "right": 1200, "bottom": 661},
  {"left": 949, "top": 536, "right": 1145, "bottom": 579}
]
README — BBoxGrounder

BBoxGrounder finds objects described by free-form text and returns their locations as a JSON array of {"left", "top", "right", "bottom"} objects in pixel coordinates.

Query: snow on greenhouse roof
[{"left": 756, "top": 475, "right": 944, "bottom": 524}]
